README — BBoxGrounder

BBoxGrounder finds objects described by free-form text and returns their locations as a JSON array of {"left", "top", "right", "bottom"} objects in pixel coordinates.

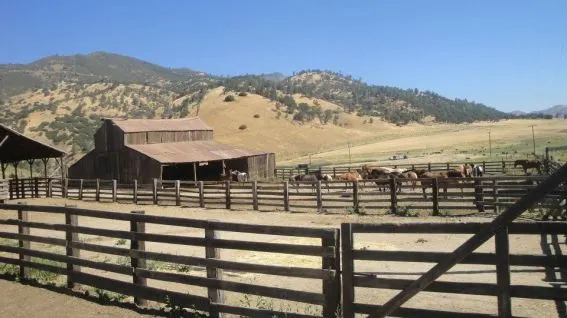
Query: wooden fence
[
  {"left": 7, "top": 176, "right": 566, "bottom": 217},
  {"left": 275, "top": 160, "right": 520, "bottom": 180},
  {"left": 0, "top": 180, "right": 8, "bottom": 202},
  {"left": 0, "top": 203, "right": 341, "bottom": 317},
  {"left": 340, "top": 222, "right": 567, "bottom": 317}
]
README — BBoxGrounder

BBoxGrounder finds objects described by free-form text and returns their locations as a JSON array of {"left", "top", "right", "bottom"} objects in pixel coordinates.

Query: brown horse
[
  {"left": 400, "top": 171, "right": 419, "bottom": 191},
  {"left": 418, "top": 170, "right": 466, "bottom": 199},
  {"left": 514, "top": 160, "right": 542, "bottom": 175},
  {"left": 336, "top": 170, "right": 363, "bottom": 191}
]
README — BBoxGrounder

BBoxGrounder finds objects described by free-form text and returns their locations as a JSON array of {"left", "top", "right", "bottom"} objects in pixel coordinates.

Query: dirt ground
[{"left": 0, "top": 198, "right": 565, "bottom": 317}]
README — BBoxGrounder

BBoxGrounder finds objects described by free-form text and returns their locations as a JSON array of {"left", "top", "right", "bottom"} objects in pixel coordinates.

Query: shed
[
  {"left": 0, "top": 123, "right": 66, "bottom": 180},
  {"left": 69, "top": 117, "right": 275, "bottom": 183}
]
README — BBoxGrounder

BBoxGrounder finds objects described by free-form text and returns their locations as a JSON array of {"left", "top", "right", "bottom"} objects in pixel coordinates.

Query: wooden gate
[{"left": 341, "top": 163, "right": 567, "bottom": 318}]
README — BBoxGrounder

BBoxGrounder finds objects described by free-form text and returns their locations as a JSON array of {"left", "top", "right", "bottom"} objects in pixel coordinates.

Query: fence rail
[
  {"left": 6, "top": 176, "right": 566, "bottom": 218},
  {"left": 275, "top": 159, "right": 522, "bottom": 180},
  {"left": 0, "top": 203, "right": 341, "bottom": 317}
]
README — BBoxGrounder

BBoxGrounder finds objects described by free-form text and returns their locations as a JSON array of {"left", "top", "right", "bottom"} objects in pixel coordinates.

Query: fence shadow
[{"left": 540, "top": 232, "right": 567, "bottom": 318}]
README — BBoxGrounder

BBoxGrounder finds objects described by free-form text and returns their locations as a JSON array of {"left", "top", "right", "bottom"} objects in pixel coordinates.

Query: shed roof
[
  {"left": 0, "top": 123, "right": 66, "bottom": 163},
  {"left": 127, "top": 141, "right": 271, "bottom": 164},
  {"left": 108, "top": 117, "right": 213, "bottom": 133}
]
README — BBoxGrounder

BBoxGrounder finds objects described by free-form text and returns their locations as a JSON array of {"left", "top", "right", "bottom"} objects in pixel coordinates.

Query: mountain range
[{"left": 0, "top": 52, "right": 560, "bottom": 161}]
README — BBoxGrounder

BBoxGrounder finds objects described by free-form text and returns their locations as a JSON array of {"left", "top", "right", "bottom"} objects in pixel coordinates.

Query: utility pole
[
  {"left": 488, "top": 130, "right": 492, "bottom": 157},
  {"left": 530, "top": 125, "right": 536, "bottom": 155},
  {"left": 348, "top": 142, "right": 352, "bottom": 166}
]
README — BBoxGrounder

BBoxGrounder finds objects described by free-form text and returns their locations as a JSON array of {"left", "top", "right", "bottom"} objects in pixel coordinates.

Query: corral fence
[
  {"left": 0, "top": 164, "right": 566, "bottom": 317},
  {"left": 0, "top": 203, "right": 341, "bottom": 318},
  {"left": 275, "top": 160, "right": 520, "bottom": 180},
  {"left": 0, "top": 179, "right": 8, "bottom": 202},
  {"left": 6, "top": 176, "right": 567, "bottom": 217}
]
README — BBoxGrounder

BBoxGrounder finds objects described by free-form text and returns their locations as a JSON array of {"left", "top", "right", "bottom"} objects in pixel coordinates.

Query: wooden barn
[{"left": 68, "top": 118, "right": 276, "bottom": 183}]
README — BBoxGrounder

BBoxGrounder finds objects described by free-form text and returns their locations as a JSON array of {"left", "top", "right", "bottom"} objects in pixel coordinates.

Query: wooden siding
[
  {"left": 117, "top": 149, "right": 161, "bottom": 184},
  {"left": 124, "top": 130, "right": 213, "bottom": 145},
  {"left": 247, "top": 153, "right": 276, "bottom": 180},
  {"left": 93, "top": 124, "right": 107, "bottom": 153}
]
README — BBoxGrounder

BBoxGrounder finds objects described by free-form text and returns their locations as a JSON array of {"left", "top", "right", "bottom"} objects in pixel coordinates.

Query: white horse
[{"left": 231, "top": 170, "right": 249, "bottom": 182}]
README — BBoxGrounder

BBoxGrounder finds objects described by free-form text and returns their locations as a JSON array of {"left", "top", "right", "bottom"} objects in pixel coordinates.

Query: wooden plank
[
  {"left": 349, "top": 221, "right": 567, "bottom": 234},
  {"left": 70, "top": 272, "right": 210, "bottom": 311},
  {"left": 0, "top": 255, "right": 66, "bottom": 275},
  {"left": 389, "top": 178, "right": 398, "bottom": 215},
  {"left": 496, "top": 227, "right": 512, "bottom": 317},
  {"left": 0, "top": 245, "right": 130, "bottom": 275},
  {"left": 130, "top": 210, "right": 147, "bottom": 306},
  {"left": 252, "top": 181, "right": 258, "bottom": 211},
  {"left": 210, "top": 303, "right": 318, "bottom": 318},
  {"left": 199, "top": 181, "right": 205, "bottom": 208},
  {"left": 341, "top": 223, "right": 354, "bottom": 318},
  {"left": 210, "top": 238, "right": 334, "bottom": 257},
  {"left": 283, "top": 181, "right": 290, "bottom": 211},
  {"left": 205, "top": 222, "right": 224, "bottom": 318},
  {"left": 225, "top": 181, "right": 231, "bottom": 210},
  {"left": 322, "top": 229, "right": 341, "bottom": 317},
  {"left": 18, "top": 205, "right": 30, "bottom": 278},
  {"left": 353, "top": 249, "right": 567, "bottom": 267},
  {"left": 65, "top": 210, "right": 80, "bottom": 288},
  {"left": 354, "top": 303, "right": 494, "bottom": 318},
  {"left": 133, "top": 180, "right": 138, "bottom": 204},
  {"left": 369, "top": 163, "right": 567, "bottom": 318},
  {"left": 0, "top": 231, "right": 66, "bottom": 247}
]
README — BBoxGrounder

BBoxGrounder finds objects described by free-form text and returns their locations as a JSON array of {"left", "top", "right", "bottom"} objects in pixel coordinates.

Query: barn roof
[
  {"left": 0, "top": 123, "right": 66, "bottom": 163},
  {"left": 127, "top": 141, "right": 271, "bottom": 164},
  {"left": 108, "top": 117, "right": 213, "bottom": 133}
]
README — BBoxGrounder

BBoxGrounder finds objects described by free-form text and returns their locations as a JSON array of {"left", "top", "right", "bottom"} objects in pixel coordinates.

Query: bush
[
  {"left": 224, "top": 95, "right": 236, "bottom": 102},
  {"left": 238, "top": 92, "right": 248, "bottom": 97},
  {"left": 253, "top": 114, "right": 260, "bottom": 118},
  {"left": 238, "top": 124, "right": 247, "bottom": 130}
]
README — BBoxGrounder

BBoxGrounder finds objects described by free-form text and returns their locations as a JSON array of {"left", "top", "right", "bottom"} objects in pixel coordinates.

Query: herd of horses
[{"left": 289, "top": 163, "right": 486, "bottom": 199}]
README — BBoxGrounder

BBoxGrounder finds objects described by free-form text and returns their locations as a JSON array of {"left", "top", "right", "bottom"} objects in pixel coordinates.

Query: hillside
[
  {"left": 534, "top": 105, "right": 567, "bottom": 117},
  {"left": 0, "top": 51, "right": 523, "bottom": 163}
]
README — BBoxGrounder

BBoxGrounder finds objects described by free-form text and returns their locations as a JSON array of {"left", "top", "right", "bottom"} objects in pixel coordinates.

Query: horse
[
  {"left": 418, "top": 170, "right": 466, "bottom": 199},
  {"left": 469, "top": 164, "right": 484, "bottom": 177},
  {"left": 514, "top": 159, "right": 542, "bottom": 175},
  {"left": 231, "top": 170, "right": 248, "bottom": 182},
  {"left": 335, "top": 170, "right": 363, "bottom": 191},
  {"left": 400, "top": 170, "right": 419, "bottom": 191},
  {"left": 454, "top": 163, "right": 473, "bottom": 178}
]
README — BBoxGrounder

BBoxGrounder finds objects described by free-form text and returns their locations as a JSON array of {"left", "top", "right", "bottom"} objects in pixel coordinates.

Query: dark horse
[{"left": 514, "top": 160, "right": 542, "bottom": 175}]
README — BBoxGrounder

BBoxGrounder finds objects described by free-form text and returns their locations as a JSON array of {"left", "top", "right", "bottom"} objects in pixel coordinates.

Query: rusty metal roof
[
  {"left": 127, "top": 141, "right": 272, "bottom": 163},
  {"left": 0, "top": 123, "right": 66, "bottom": 163},
  {"left": 108, "top": 117, "right": 213, "bottom": 133}
]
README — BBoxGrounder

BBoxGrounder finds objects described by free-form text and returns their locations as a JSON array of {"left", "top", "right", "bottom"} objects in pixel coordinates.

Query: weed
[
  {"left": 115, "top": 238, "right": 127, "bottom": 246},
  {"left": 94, "top": 288, "right": 128, "bottom": 303},
  {"left": 395, "top": 205, "right": 419, "bottom": 217}
]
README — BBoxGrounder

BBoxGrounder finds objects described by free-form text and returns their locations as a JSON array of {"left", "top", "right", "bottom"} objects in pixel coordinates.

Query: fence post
[
  {"left": 316, "top": 180, "right": 323, "bottom": 213},
  {"left": 95, "top": 178, "right": 100, "bottom": 202},
  {"left": 446, "top": 163, "right": 450, "bottom": 170},
  {"left": 130, "top": 210, "right": 147, "bottom": 306},
  {"left": 152, "top": 178, "right": 158, "bottom": 205},
  {"left": 47, "top": 178, "right": 53, "bottom": 197},
  {"left": 225, "top": 181, "right": 231, "bottom": 210},
  {"left": 34, "top": 177, "right": 39, "bottom": 198},
  {"left": 428, "top": 163, "right": 431, "bottom": 171},
  {"left": 133, "top": 180, "right": 138, "bottom": 204},
  {"left": 65, "top": 207, "right": 80, "bottom": 288},
  {"left": 205, "top": 221, "right": 224, "bottom": 317},
  {"left": 389, "top": 178, "right": 398, "bottom": 215},
  {"left": 322, "top": 229, "right": 341, "bottom": 317},
  {"left": 199, "top": 181, "right": 205, "bottom": 208},
  {"left": 17, "top": 202, "right": 30, "bottom": 279},
  {"left": 63, "top": 178, "right": 68, "bottom": 199},
  {"left": 432, "top": 178, "right": 440, "bottom": 216},
  {"left": 78, "top": 179, "right": 84, "bottom": 200},
  {"left": 493, "top": 180, "right": 500, "bottom": 213},
  {"left": 112, "top": 179, "right": 117, "bottom": 203},
  {"left": 482, "top": 160, "right": 486, "bottom": 172},
  {"left": 502, "top": 159, "right": 506, "bottom": 173},
  {"left": 475, "top": 179, "right": 485, "bottom": 213},
  {"left": 333, "top": 167, "right": 336, "bottom": 178},
  {"left": 175, "top": 180, "right": 181, "bottom": 206},
  {"left": 341, "top": 223, "right": 354, "bottom": 318},
  {"left": 252, "top": 181, "right": 258, "bottom": 211},
  {"left": 352, "top": 181, "right": 359, "bottom": 214},
  {"left": 495, "top": 227, "right": 512, "bottom": 317},
  {"left": 283, "top": 181, "right": 290, "bottom": 212}
]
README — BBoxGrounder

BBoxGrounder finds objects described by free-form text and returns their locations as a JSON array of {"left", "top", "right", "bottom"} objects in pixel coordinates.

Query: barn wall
[
  {"left": 124, "top": 130, "right": 213, "bottom": 145},
  {"left": 106, "top": 122, "right": 124, "bottom": 152},
  {"left": 68, "top": 150, "right": 97, "bottom": 179},
  {"left": 93, "top": 124, "right": 107, "bottom": 153},
  {"left": 246, "top": 153, "right": 276, "bottom": 180},
  {"left": 117, "top": 149, "right": 161, "bottom": 184}
]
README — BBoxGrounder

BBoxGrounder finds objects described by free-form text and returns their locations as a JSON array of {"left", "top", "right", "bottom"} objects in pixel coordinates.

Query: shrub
[
  {"left": 238, "top": 124, "right": 247, "bottom": 130},
  {"left": 238, "top": 91, "right": 248, "bottom": 97},
  {"left": 224, "top": 95, "right": 235, "bottom": 102},
  {"left": 253, "top": 114, "right": 260, "bottom": 118}
]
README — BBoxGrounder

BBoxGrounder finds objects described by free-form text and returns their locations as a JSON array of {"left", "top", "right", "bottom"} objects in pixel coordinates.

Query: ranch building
[{"left": 68, "top": 117, "right": 275, "bottom": 183}]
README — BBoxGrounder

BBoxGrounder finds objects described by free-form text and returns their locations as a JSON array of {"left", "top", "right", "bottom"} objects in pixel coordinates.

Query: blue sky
[{"left": 1, "top": 0, "right": 565, "bottom": 112}]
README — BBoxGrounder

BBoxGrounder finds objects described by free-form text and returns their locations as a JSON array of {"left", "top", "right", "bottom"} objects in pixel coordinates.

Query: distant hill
[
  {"left": 533, "top": 105, "right": 567, "bottom": 116},
  {"left": 0, "top": 52, "right": 517, "bottom": 161}
]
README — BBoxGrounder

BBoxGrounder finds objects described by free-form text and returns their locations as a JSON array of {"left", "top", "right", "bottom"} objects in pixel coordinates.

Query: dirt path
[{"left": 0, "top": 279, "right": 150, "bottom": 318}]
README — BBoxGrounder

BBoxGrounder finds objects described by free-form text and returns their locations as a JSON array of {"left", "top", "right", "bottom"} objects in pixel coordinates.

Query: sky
[{"left": 1, "top": 0, "right": 566, "bottom": 112}]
